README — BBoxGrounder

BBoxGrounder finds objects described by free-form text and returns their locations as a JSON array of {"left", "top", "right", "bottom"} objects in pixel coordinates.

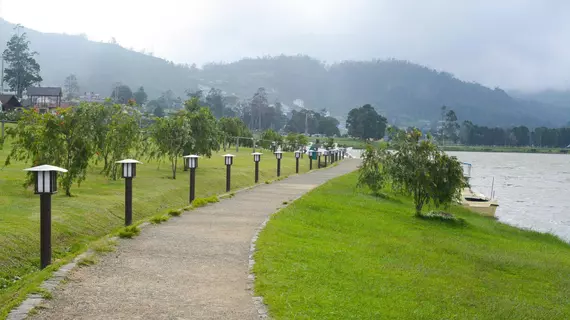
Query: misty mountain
[
  {"left": 510, "top": 90, "right": 570, "bottom": 109},
  {"left": 0, "top": 19, "right": 566, "bottom": 127}
]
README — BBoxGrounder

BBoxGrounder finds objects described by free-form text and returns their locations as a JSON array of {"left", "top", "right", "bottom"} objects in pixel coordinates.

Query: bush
[
  {"left": 118, "top": 225, "right": 141, "bottom": 238},
  {"left": 416, "top": 211, "right": 466, "bottom": 226},
  {"left": 150, "top": 215, "right": 170, "bottom": 224},
  {"left": 357, "top": 145, "right": 386, "bottom": 195},
  {"left": 192, "top": 195, "right": 219, "bottom": 208},
  {"left": 168, "top": 209, "right": 182, "bottom": 217}
]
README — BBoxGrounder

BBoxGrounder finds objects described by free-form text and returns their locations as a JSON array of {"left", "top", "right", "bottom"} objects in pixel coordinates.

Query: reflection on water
[{"left": 449, "top": 152, "right": 570, "bottom": 242}]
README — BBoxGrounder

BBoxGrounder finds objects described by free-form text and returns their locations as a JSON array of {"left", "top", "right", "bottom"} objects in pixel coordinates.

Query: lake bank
[{"left": 254, "top": 172, "right": 570, "bottom": 319}]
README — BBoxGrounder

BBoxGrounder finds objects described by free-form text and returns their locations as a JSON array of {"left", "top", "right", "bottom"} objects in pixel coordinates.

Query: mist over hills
[{"left": 0, "top": 18, "right": 567, "bottom": 127}]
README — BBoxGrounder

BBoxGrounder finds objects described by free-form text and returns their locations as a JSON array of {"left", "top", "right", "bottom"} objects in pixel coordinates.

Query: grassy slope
[
  {"left": 254, "top": 172, "right": 570, "bottom": 319},
  {"left": 0, "top": 127, "right": 313, "bottom": 315}
]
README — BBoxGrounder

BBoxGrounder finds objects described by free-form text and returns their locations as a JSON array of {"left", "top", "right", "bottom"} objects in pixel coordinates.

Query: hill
[{"left": 0, "top": 19, "right": 566, "bottom": 127}]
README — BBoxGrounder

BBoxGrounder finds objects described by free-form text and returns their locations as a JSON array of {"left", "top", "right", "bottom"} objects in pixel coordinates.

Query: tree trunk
[{"left": 171, "top": 157, "right": 177, "bottom": 179}]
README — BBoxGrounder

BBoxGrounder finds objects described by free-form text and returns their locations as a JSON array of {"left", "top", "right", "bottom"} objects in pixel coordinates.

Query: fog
[{"left": 3, "top": 0, "right": 570, "bottom": 91}]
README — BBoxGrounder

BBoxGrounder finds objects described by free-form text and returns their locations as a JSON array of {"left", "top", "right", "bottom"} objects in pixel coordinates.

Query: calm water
[{"left": 449, "top": 152, "right": 570, "bottom": 242}]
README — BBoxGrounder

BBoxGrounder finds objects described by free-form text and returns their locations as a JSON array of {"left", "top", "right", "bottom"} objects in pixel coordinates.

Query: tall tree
[
  {"left": 346, "top": 104, "right": 387, "bottom": 140},
  {"left": 110, "top": 83, "right": 133, "bottom": 103},
  {"left": 205, "top": 88, "right": 225, "bottom": 118},
  {"left": 63, "top": 74, "right": 80, "bottom": 100},
  {"left": 150, "top": 112, "right": 191, "bottom": 179},
  {"left": 2, "top": 29, "right": 43, "bottom": 98},
  {"left": 444, "top": 109, "right": 460, "bottom": 143},
  {"left": 133, "top": 86, "right": 148, "bottom": 106}
]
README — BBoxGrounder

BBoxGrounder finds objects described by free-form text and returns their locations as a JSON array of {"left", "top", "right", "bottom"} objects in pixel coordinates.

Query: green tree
[
  {"left": 219, "top": 116, "right": 250, "bottom": 150},
  {"left": 4, "top": 106, "right": 96, "bottom": 196},
  {"left": 111, "top": 83, "right": 133, "bottom": 104},
  {"left": 260, "top": 129, "right": 282, "bottom": 150},
  {"left": 318, "top": 116, "right": 340, "bottom": 137},
  {"left": 346, "top": 104, "right": 387, "bottom": 140},
  {"left": 285, "top": 132, "right": 298, "bottom": 151},
  {"left": 444, "top": 109, "right": 460, "bottom": 143},
  {"left": 183, "top": 99, "right": 220, "bottom": 157},
  {"left": 150, "top": 113, "right": 191, "bottom": 179},
  {"left": 357, "top": 145, "right": 386, "bottom": 195},
  {"left": 386, "top": 129, "right": 463, "bottom": 215},
  {"left": 205, "top": 88, "right": 225, "bottom": 118},
  {"left": 133, "top": 86, "right": 148, "bottom": 106},
  {"left": 296, "top": 134, "right": 309, "bottom": 149},
  {"left": 63, "top": 74, "right": 80, "bottom": 100},
  {"left": 153, "top": 106, "right": 165, "bottom": 118},
  {"left": 2, "top": 30, "right": 42, "bottom": 98}
]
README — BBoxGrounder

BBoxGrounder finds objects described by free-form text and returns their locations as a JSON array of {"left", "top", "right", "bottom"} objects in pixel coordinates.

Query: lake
[{"left": 450, "top": 152, "right": 570, "bottom": 242}]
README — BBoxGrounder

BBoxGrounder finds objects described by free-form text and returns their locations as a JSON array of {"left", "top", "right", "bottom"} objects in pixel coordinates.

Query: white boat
[{"left": 460, "top": 163, "right": 499, "bottom": 217}]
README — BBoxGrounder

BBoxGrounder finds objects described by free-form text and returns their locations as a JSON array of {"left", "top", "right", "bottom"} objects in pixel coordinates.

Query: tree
[
  {"left": 153, "top": 106, "right": 165, "bottom": 118},
  {"left": 346, "top": 104, "right": 387, "bottom": 140},
  {"left": 205, "top": 88, "right": 225, "bottom": 118},
  {"left": 318, "top": 116, "right": 340, "bottom": 137},
  {"left": 150, "top": 113, "right": 191, "bottom": 179},
  {"left": 183, "top": 99, "right": 220, "bottom": 157},
  {"left": 4, "top": 106, "right": 96, "bottom": 196},
  {"left": 133, "top": 86, "right": 148, "bottom": 106},
  {"left": 64, "top": 74, "right": 80, "bottom": 100},
  {"left": 219, "top": 116, "right": 250, "bottom": 149},
  {"left": 444, "top": 109, "right": 460, "bottom": 143},
  {"left": 111, "top": 83, "right": 133, "bottom": 103},
  {"left": 2, "top": 30, "right": 43, "bottom": 98},
  {"left": 260, "top": 129, "right": 282, "bottom": 150},
  {"left": 357, "top": 145, "right": 386, "bottom": 195},
  {"left": 386, "top": 129, "right": 463, "bottom": 215}
]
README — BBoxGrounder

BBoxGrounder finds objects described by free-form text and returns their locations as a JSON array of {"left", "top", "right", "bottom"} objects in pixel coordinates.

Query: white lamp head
[
  {"left": 223, "top": 154, "right": 235, "bottom": 166},
  {"left": 294, "top": 150, "right": 301, "bottom": 158},
  {"left": 24, "top": 164, "right": 68, "bottom": 194},
  {"left": 274, "top": 151, "right": 283, "bottom": 160},
  {"left": 252, "top": 152, "right": 263, "bottom": 162},
  {"left": 116, "top": 159, "right": 142, "bottom": 178},
  {"left": 183, "top": 155, "right": 200, "bottom": 169}
]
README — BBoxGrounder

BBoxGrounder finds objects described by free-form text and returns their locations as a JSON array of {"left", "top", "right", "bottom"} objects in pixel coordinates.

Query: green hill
[{"left": 0, "top": 19, "right": 566, "bottom": 127}]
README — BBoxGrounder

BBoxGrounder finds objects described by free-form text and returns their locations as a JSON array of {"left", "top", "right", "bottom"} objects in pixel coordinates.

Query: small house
[
  {"left": 27, "top": 87, "right": 62, "bottom": 113},
  {"left": 0, "top": 94, "right": 22, "bottom": 112}
]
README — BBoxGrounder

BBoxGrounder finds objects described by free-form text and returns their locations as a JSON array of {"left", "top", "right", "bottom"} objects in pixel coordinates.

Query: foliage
[
  {"left": 63, "top": 74, "right": 80, "bottom": 100},
  {"left": 2, "top": 31, "right": 42, "bottom": 98},
  {"left": 149, "top": 112, "right": 191, "bottom": 179},
  {"left": 118, "top": 225, "right": 141, "bottom": 239},
  {"left": 133, "top": 86, "right": 148, "bottom": 106},
  {"left": 346, "top": 104, "right": 387, "bottom": 140},
  {"left": 182, "top": 99, "right": 220, "bottom": 157},
  {"left": 153, "top": 106, "right": 165, "bottom": 118},
  {"left": 168, "top": 209, "right": 183, "bottom": 217},
  {"left": 4, "top": 106, "right": 95, "bottom": 196},
  {"left": 191, "top": 195, "right": 219, "bottom": 208},
  {"left": 150, "top": 215, "right": 170, "bottom": 224},
  {"left": 218, "top": 116, "right": 251, "bottom": 149},
  {"left": 443, "top": 109, "right": 459, "bottom": 143},
  {"left": 386, "top": 129, "right": 464, "bottom": 215},
  {"left": 260, "top": 129, "right": 283, "bottom": 149},
  {"left": 356, "top": 145, "right": 386, "bottom": 195},
  {"left": 110, "top": 83, "right": 133, "bottom": 104}
]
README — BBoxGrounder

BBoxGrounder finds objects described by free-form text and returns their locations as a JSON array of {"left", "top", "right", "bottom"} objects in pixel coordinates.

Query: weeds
[
  {"left": 168, "top": 209, "right": 182, "bottom": 217},
  {"left": 118, "top": 225, "right": 141, "bottom": 239},
  {"left": 150, "top": 215, "right": 170, "bottom": 224}
]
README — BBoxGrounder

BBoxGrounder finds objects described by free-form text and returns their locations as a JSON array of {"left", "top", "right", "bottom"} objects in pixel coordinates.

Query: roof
[
  {"left": 0, "top": 94, "right": 22, "bottom": 107},
  {"left": 27, "top": 86, "right": 62, "bottom": 97},
  {"left": 24, "top": 164, "right": 68, "bottom": 172}
]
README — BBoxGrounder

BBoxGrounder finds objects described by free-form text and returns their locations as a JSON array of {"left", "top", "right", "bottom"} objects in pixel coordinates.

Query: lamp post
[
  {"left": 223, "top": 154, "right": 235, "bottom": 192},
  {"left": 252, "top": 152, "right": 262, "bottom": 183},
  {"left": 324, "top": 150, "right": 328, "bottom": 167},
  {"left": 24, "top": 164, "right": 68, "bottom": 269},
  {"left": 183, "top": 155, "right": 199, "bottom": 203},
  {"left": 317, "top": 150, "right": 323, "bottom": 168},
  {"left": 308, "top": 150, "right": 314, "bottom": 170},
  {"left": 117, "top": 159, "right": 142, "bottom": 226},
  {"left": 274, "top": 151, "right": 283, "bottom": 177},
  {"left": 294, "top": 150, "right": 301, "bottom": 173}
]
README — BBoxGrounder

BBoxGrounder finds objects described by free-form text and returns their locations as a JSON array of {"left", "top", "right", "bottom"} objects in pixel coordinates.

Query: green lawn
[
  {"left": 0, "top": 130, "right": 315, "bottom": 316},
  {"left": 254, "top": 172, "right": 570, "bottom": 319}
]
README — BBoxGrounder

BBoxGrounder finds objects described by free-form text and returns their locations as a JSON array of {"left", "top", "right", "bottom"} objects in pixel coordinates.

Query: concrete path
[{"left": 32, "top": 160, "right": 359, "bottom": 320}]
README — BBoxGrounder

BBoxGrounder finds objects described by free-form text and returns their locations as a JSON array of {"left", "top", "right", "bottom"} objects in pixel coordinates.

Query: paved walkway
[{"left": 32, "top": 160, "right": 359, "bottom": 320}]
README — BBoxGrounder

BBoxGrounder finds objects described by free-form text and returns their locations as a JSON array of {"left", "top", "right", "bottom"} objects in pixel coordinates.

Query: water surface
[{"left": 450, "top": 152, "right": 570, "bottom": 242}]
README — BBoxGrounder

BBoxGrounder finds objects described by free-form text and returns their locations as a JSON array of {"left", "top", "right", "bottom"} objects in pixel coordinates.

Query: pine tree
[{"left": 2, "top": 28, "right": 42, "bottom": 98}]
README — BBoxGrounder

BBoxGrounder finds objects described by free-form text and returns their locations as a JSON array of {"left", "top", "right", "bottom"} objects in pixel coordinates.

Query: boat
[{"left": 460, "top": 162, "right": 499, "bottom": 217}]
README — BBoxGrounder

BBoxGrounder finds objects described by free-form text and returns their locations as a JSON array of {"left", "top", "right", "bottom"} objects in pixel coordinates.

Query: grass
[
  {"left": 254, "top": 172, "right": 570, "bottom": 319},
  {"left": 117, "top": 225, "right": 141, "bottom": 239},
  {"left": 167, "top": 209, "right": 182, "bottom": 217},
  {"left": 149, "top": 215, "right": 170, "bottom": 224},
  {"left": 0, "top": 129, "right": 316, "bottom": 316},
  {"left": 77, "top": 255, "right": 97, "bottom": 267}
]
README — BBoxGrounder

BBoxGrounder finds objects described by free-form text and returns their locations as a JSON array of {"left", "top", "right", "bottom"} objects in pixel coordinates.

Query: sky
[{"left": 1, "top": 0, "right": 570, "bottom": 92}]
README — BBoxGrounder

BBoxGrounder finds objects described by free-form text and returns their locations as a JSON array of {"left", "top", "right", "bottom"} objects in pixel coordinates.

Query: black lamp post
[
  {"left": 294, "top": 150, "right": 301, "bottom": 173},
  {"left": 224, "top": 154, "right": 235, "bottom": 192},
  {"left": 318, "top": 150, "right": 323, "bottom": 168},
  {"left": 117, "top": 159, "right": 141, "bottom": 226},
  {"left": 308, "top": 150, "right": 314, "bottom": 170},
  {"left": 324, "top": 150, "right": 328, "bottom": 167},
  {"left": 252, "top": 152, "right": 262, "bottom": 183},
  {"left": 24, "top": 164, "right": 68, "bottom": 269},
  {"left": 183, "top": 155, "right": 199, "bottom": 203},
  {"left": 274, "top": 151, "right": 283, "bottom": 177}
]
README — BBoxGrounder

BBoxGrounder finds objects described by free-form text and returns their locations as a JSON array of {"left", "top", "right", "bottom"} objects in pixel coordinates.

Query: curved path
[{"left": 32, "top": 160, "right": 359, "bottom": 320}]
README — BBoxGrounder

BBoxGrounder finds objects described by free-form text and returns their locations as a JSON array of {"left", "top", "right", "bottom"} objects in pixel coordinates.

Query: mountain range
[{"left": 0, "top": 18, "right": 568, "bottom": 128}]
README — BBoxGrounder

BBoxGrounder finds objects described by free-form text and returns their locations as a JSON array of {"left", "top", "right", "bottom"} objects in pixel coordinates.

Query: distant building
[
  {"left": 0, "top": 94, "right": 23, "bottom": 112},
  {"left": 27, "top": 87, "right": 63, "bottom": 113}
]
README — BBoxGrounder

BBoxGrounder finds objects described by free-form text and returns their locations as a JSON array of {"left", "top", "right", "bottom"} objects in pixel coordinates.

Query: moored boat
[{"left": 460, "top": 163, "right": 499, "bottom": 217}]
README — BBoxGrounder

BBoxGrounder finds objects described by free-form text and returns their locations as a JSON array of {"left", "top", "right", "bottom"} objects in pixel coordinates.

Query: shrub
[
  {"left": 168, "top": 209, "right": 182, "bottom": 217},
  {"left": 150, "top": 215, "right": 170, "bottom": 224},
  {"left": 416, "top": 211, "right": 466, "bottom": 226},
  {"left": 118, "top": 225, "right": 141, "bottom": 238},
  {"left": 357, "top": 144, "right": 386, "bottom": 195}
]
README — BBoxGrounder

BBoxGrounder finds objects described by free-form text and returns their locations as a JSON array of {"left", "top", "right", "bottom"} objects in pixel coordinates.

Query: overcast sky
[{"left": 2, "top": 0, "right": 570, "bottom": 92}]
